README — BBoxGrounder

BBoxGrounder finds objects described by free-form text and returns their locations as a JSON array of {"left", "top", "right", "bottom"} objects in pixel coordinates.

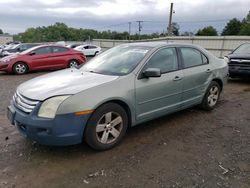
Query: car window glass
[
  {"left": 144, "top": 48, "right": 178, "bottom": 73},
  {"left": 89, "top": 46, "right": 97, "bottom": 49},
  {"left": 180, "top": 48, "right": 203, "bottom": 68},
  {"left": 82, "top": 46, "right": 150, "bottom": 76},
  {"left": 19, "top": 44, "right": 27, "bottom": 51},
  {"left": 52, "top": 47, "right": 68, "bottom": 53},
  {"left": 34, "top": 47, "right": 51, "bottom": 55},
  {"left": 202, "top": 53, "right": 208, "bottom": 64},
  {"left": 233, "top": 43, "right": 250, "bottom": 54},
  {"left": 84, "top": 46, "right": 89, "bottom": 49}
]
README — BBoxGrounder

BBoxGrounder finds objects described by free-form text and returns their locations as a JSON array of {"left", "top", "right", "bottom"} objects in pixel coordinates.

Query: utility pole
[
  {"left": 136, "top": 21, "right": 143, "bottom": 40},
  {"left": 128, "top": 22, "right": 131, "bottom": 41},
  {"left": 168, "top": 2, "right": 174, "bottom": 36}
]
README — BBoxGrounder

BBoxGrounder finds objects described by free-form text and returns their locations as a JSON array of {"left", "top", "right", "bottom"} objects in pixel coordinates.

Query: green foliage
[
  {"left": 181, "top": 31, "right": 194, "bottom": 36},
  {"left": 221, "top": 11, "right": 250, "bottom": 36},
  {"left": 196, "top": 26, "right": 218, "bottom": 36},
  {"left": 172, "top": 22, "right": 180, "bottom": 36},
  {"left": 0, "top": 29, "right": 3, "bottom": 34},
  {"left": 222, "top": 18, "right": 242, "bottom": 35},
  {"left": 239, "top": 11, "right": 250, "bottom": 35},
  {"left": 239, "top": 23, "right": 250, "bottom": 35},
  {"left": 14, "top": 22, "right": 167, "bottom": 43}
]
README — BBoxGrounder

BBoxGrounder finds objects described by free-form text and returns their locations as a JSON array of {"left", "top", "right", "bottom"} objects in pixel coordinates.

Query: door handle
[
  {"left": 173, "top": 76, "right": 182, "bottom": 81},
  {"left": 206, "top": 69, "right": 212, "bottom": 73}
]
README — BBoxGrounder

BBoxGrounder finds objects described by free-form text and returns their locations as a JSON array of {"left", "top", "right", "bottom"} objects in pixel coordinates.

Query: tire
[
  {"left": 13, "top": 62, "right": 28, "bottom": 75},
  {"left": 201, "top": 81, "right": 221, "bottom": 111},
  {"left": 68, "top": 59, "right": 79, "bottom": 68},
  {"left": 94, "top": 51, "right": 98, "bottom": 56},
  {"left": 84, "top": 103, "right": 128, "bottom": 151}
]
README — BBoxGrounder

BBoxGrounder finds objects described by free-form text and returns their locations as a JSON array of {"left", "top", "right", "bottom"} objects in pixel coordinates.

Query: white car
[{"left": 74, "top": 44, "right": 101, "bottom": 56}]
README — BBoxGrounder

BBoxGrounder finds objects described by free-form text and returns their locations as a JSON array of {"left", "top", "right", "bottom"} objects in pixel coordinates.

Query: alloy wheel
[
  {"left": 15, "top": 63, "right": 27, "bottom": 74},
  {"left": 207, "top": 86, "right": 219, "bottom": 107},
  {"left": 69, "top": 60, "right": 78, "bottom": 68},
  {"left": 96, "top": 112, "right": 123, "bottom": 144}
]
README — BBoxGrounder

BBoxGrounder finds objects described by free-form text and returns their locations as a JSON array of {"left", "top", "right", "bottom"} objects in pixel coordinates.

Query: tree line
[
  {"left": 196, "top": 11, "right": 250, "bottom": 36},
  {"left": 1, "top": 11, "right": 248, "bottom": 43}
]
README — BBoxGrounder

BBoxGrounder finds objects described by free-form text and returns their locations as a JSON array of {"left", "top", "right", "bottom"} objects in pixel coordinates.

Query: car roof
[
  {"left": 121, "top": 41, "right": 202, "bottom": 49},
  {"left": 32, "top": 44, "right": 69, "bottom": 48}
]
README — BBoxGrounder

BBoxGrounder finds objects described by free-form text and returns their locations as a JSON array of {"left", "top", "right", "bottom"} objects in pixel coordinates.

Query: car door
[
  {"left": 30, "top": 46, "right": 53, "bottom": 69},
  {"left": 82, "top": 45, "right": 91, "bottom": 56},
  {"left": 178, "top": 47, "right": 212, "bottom": 109},
  {"left": 88, "top": 45, "right": 98, "bottom": 55},
  {"left": 135, "top": 47, "right": 183, "bottom": 122},
  {"left": 49, "top": 46, "right": 70, "bottom": 68}
]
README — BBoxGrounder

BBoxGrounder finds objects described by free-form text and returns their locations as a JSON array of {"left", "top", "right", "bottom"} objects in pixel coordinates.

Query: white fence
[{"left": 92, "top": 36, "right": 250, "bottom": 57}]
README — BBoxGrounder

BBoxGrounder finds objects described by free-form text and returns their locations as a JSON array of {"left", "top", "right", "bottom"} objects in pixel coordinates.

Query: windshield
[
  {"left": 5, "top": 44, "right": 19, "bottom": 50},
  {"left": 233, "top": 43, "right": 250, "bottom": 54},
  {"left": 81, "top": 45, "right": 151, "bottom": 76}
]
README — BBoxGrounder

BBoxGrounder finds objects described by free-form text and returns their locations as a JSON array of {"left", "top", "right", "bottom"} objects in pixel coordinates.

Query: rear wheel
[
  {"left": 84, "top": 103, "right": 128, "bottom": 151},
  {"left": 68, "top": 60, "right": 79, "bottom": 68},
  {"left": 201, "top": 81, "right": 221, "bottom": 110},
  {"left": 13, "top": 62, "right": 28, "bottom": 75}
]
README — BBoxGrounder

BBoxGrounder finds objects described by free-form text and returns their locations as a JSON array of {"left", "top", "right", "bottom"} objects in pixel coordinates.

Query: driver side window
[{"left": 144, "top": 48, "right": 178, "bottom": 74}]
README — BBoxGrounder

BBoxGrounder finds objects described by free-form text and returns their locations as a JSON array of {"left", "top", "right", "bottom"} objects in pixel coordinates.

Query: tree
[
  {"left": 196, "top": 26, "right": 218, "bottom": 36},
  {"left": 181, "top": 31, "right": 194, "bottom": 36},
  {"left": 172, "top": 22, "right": 180, "bottom": 36},
  {"left": 14, "top": 22, "right": 172, "bottom": 42},
  {"left": 239, "top": 11, "right": 250, "bottom": 35},
  {"left": 0, "top": 29, "right": 3, "bottom": 34},
  {"left": 222, "top": 18, "right": 242, "bottom": 35}
]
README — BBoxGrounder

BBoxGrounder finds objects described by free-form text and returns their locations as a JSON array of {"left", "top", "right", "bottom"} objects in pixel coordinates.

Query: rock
[{"left": 83, "top": 179, "right": 89, "bottom": 184}]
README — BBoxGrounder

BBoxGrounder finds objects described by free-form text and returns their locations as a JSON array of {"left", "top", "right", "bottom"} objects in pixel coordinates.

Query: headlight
[
  {"left": 38, "top": 95, "right": 70, "bottom": 118},
  {"left": 2, "top": 58, "right": 11, "bottom": 63},
  {"left": 224, "top": 56, "right": 229, "bottom": 63}
]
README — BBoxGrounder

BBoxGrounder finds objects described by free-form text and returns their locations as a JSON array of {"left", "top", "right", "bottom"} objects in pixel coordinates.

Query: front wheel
[
  {"left": 13, "top": 62, "right": 28, "bottom": 75},
  {"left": 201, "top": 81, "right": 221, "bottom": 111},
  {"left": 84, "top": 103, "right": 128, "bottom": 151}
]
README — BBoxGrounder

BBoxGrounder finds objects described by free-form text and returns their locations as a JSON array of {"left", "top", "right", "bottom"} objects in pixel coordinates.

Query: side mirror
[
  {"left": 29, "top": 51, "right": 36, "bottom": 56},
  {"left": 143, "top": 68, "right": 161, "bottom": 78}
]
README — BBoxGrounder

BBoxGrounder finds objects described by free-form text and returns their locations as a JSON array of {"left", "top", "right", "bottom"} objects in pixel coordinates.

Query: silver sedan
[{"left": 7, "top": 42, "right": 228, "bottom": 150}]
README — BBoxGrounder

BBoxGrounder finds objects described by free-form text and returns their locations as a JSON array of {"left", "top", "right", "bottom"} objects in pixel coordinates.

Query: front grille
[
  {"left": 229, "top": 59, "right": 250, "bottom": 66},
  {"left": 13, "top": 91, "right": 39, "bottom": 114}
]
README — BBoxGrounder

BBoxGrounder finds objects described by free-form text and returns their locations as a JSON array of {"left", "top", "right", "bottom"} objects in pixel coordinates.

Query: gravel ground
[{"left": 0, "top": 70, "right": 249, "bottom": 188}]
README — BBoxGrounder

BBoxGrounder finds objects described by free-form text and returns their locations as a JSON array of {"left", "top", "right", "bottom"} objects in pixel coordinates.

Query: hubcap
[
  {"left": 96, "top": 112, "right": 123, "bottom": 144},
  {"left": 70, "top": 61, "right": 78, "bottom": 68},
  {"left": 15, "top": 64, "right": 26, "bottom": 74},
  {"left": 208, "top": 86, "right": 219, "bottom": 107}
]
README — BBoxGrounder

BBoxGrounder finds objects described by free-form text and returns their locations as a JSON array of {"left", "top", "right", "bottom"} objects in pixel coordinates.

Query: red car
[{"left": 0, "top": 45, "right": 86, "bottom": 74}]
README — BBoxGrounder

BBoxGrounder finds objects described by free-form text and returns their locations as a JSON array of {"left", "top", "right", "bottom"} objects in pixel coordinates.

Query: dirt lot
[{"left": 0, "top": 70, "right": 249, "bottom": 188}]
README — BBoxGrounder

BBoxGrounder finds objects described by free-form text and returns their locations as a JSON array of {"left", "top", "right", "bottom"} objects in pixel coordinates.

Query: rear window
[{"left": 52, "top": 47, "right": 69, "bottom": 53}]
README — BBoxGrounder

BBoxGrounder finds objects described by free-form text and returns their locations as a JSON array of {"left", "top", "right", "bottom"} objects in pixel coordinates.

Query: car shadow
[{"left": 228, "top": 77, "right": 250, "bottom": 84}]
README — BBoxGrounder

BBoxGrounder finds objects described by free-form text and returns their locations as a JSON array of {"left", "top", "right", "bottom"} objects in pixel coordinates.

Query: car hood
[
  {"left": 17, "top": 69, "right": 119, "bottom": 101},
  {"left": 228, "top": 53, "right": 250, "bottom": 59}
]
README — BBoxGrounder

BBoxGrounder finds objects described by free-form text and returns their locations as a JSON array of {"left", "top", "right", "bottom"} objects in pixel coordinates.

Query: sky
[{"left": 0, "top": 0, "right": 249, "bottom": 35}]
